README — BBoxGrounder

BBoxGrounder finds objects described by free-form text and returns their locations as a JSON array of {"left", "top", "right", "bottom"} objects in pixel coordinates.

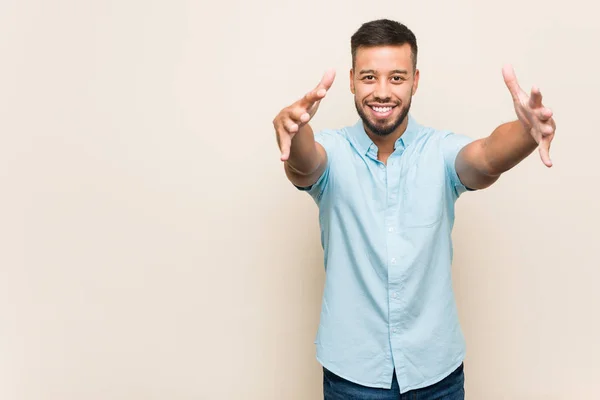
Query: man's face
[{"left": 350, "top": 44, "right": 419, "bottom": 137}]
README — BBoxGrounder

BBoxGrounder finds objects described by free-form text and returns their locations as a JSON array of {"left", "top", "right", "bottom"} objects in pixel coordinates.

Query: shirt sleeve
[
  {"left": 441, "top": 131, "right": 475, "bottom": 197},
  {"left": 294, "top": 129, "right": 339, "bottom": 202}
]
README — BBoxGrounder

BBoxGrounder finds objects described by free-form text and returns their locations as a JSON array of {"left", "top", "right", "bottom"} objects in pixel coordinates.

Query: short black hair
[{"left": 350, "top": 19, "right": 418, "bottom": 70}]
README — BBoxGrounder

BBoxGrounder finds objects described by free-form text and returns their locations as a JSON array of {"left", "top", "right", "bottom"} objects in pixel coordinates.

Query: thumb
[
  {"left": 306, "top": 99, "right": 323, "bottom": 119},
  {"left": 502, "top": 64, "right": 523, "bottom": 102}
]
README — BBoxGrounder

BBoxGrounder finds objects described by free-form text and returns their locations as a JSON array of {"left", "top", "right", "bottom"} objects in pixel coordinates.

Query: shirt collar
[{"left": 351, "top": 113, "right": 421, "bottom": 156}]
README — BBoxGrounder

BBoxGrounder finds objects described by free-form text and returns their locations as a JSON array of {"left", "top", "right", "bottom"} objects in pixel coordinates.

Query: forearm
[
  {"left": 482, "top": 120, "right": 538, "bottom": 176},
  {"left": 273, "top": 69, "right": 335, "bottom": 185},
  {"left": 457, "top": 66, "right": 556, "bottom": 190},
  {"left": 284, "top": 124, "right": 323, "bottom": 176}
]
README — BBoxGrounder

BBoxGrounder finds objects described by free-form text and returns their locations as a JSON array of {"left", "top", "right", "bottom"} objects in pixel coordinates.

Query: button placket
[{"left": 386, "top": 153, "right": 404, "bottom": 343}]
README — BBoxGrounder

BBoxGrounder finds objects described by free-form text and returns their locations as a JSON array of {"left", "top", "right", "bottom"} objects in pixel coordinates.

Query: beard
[{"left": 354, "top": 96, "right": 412, "bottom": 137}]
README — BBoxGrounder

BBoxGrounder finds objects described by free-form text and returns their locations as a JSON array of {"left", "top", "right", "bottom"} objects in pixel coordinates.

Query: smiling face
[{"left": 350, "top": 44, "right": 419, "bottom": 137}]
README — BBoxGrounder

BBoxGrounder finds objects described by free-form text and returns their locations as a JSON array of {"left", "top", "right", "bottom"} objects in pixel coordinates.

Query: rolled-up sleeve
[
  {"left": 294, "top": 129, "right": 339, "bottom": 202},
  {"left": 442, "top": 131, "right": 475, "bottom": 197}
]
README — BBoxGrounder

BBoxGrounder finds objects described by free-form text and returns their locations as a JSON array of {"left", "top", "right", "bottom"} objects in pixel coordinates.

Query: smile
[
  {"left": 368, "top": 105, "right": 396, "bottom": 118},
  {"left": 371, "top": 106, "right": 393, "bottom": 113}
]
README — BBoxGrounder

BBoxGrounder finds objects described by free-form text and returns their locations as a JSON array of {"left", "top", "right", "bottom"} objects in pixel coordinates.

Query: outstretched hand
[
  {"left": 273, "top": 68, "right": 336, "bottom": 161},
  {"left": 502, "top": 64, "right": 556, "bottom": 167}
]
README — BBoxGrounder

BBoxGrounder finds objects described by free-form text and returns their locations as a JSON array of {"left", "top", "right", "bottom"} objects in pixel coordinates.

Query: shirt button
[
  {"left": 379, "top": 164, "right": 385, "bottom": 169},
  {"left": 393, "top": 292, "right": 399, "bottom": 299},
  {"left": 388, "top": 227, "right": 394, "bottom": 232},
  {"left": 391, "top": 258, "right": 396, "bottom": 264},
  {"left": 392, "top": 328, "right": 397, "bottom": 334}
]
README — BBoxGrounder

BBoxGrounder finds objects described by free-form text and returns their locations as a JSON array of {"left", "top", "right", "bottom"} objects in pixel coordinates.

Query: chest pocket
[{"left": 399, "top": 157, "right": 446, "bottom": 228}]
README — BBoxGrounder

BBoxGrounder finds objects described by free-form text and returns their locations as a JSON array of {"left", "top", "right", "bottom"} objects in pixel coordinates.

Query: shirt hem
[
  {"left": 316, "top": 355, "right": 392, "bottom": 389},
  {"left": 399, "top": 355, "right": 465, "bottom": 392},
  {"left": 316, "top": 353, "right": 465, "bottom": 392}
]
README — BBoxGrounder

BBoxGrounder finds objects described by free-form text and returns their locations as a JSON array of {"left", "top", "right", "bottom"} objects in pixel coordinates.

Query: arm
[
  {"left": 273, "top": 68, "right": 336, "bottom": 188},
  {"left": 455, "top": 65, "right": 557, "bottom": 190},
  {"left": 456, "top": 120, "right": 537, "bottom": 189},
  {"left": 282, "top": 124, "right": 328, "bottom": 188}
]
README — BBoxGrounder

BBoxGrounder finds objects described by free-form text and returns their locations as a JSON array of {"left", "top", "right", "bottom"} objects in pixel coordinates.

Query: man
[{"left": 272, "top": 19, "right": 556, "bottom": 400}]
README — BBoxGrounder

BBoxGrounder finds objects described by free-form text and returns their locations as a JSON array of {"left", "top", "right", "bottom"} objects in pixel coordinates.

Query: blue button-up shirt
[{"left": 297, "top": 114, "right": 474, "bottom": 392}]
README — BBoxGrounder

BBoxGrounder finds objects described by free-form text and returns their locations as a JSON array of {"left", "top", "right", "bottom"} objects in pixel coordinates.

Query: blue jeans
[{"left": 323, "top": 363, "right": 465, "bottom": 400}]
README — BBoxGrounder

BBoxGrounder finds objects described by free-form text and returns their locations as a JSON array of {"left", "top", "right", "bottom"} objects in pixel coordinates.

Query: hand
[
  {"left": 273, "top": 68, "right": 336, "bottom": 161},
  {"left": 502, "top": 64, "right": 556, "bottom": 167}
]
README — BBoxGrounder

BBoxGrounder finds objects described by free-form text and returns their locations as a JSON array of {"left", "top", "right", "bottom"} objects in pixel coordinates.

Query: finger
[
  {"left": 541, "top": 121, "right": 555, "bottom": 136},
  {"left": 278, "top": 129, "right": 292, "bottom": 161},
  {"left": 306, "top": 99, "right": 322, "bottom": 118},
  {"left": 300, "top": 68, "right": 336, "bottom": 107},
  {"left": 274, "top": 114, "right": 296, "bottom": 134},
  {"left": 290, "top": 106, "right": 311, "bottom": 124},
  {"left": 502, "top": 64, "right": 524, "bottom": 102},
  {"left": 285, "top": 121, "right": 298, "bottom": 134},
  {"left": 299, "top": 112, "right": 311, "bottom": 123},
  {"left": 300, "top": 88, "right": 325, "bottom": 108},
  {"left": 529, "top": 86, "right": 543, "bottom": 108},
  {"left": 535, "top": 107, "right": 553, "bottom": 121},
  {"left": 301, "top": 86, "right": 328, "bottom": 108},
  {"left": 538, "top": 138, "right": 553, "bottom": 167},
  {"left": 273, "top": 117, "right": 293, "bottom": 157},
  {"left": 317, "top": 67, "right": 336, "bottom": 92}
]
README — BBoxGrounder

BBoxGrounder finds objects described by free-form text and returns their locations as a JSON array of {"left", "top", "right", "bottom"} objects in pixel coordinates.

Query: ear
[
  {"left": 412, "top": 68, "right": 420, "bottom": 95},
  {"left": 349, "top": 68, "right": 355, "bottom": 94}
]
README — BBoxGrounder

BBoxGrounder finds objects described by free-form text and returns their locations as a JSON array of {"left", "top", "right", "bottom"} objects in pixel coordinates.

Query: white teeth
[{"left": 372, "top": 106, "right": 392, "bottom": 113}]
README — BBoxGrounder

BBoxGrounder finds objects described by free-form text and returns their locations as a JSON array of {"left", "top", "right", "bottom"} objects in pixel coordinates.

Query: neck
[{"left": 364, "top": 118, "right": 409, "bottom": 155}]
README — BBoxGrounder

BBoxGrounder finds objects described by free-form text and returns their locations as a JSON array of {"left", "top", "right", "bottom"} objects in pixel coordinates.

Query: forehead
[{"left": 354, "top": 44, "right": 413, "bottom": 72}]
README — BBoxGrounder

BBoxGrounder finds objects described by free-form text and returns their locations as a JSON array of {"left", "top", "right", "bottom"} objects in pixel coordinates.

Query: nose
[{"left": 373, "top": 80, "right": 392, "bottom": 101}]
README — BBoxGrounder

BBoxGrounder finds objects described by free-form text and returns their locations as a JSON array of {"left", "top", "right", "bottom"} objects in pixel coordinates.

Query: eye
[
  {"left": 391, "top": 76, "right": 405, "bottom": 83},
  {"left": 362, "top": 75, "right": 375, "bottom": 81}
]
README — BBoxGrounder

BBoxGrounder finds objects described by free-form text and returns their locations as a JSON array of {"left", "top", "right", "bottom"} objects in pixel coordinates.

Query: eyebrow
[{"left": 359, "top": 69, "right": 409, "bottom": 75}]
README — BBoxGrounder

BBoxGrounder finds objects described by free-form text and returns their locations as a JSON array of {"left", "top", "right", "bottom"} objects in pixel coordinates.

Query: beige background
[{"left": 1, "top": 0, "right": 599, "bottom": 399}]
